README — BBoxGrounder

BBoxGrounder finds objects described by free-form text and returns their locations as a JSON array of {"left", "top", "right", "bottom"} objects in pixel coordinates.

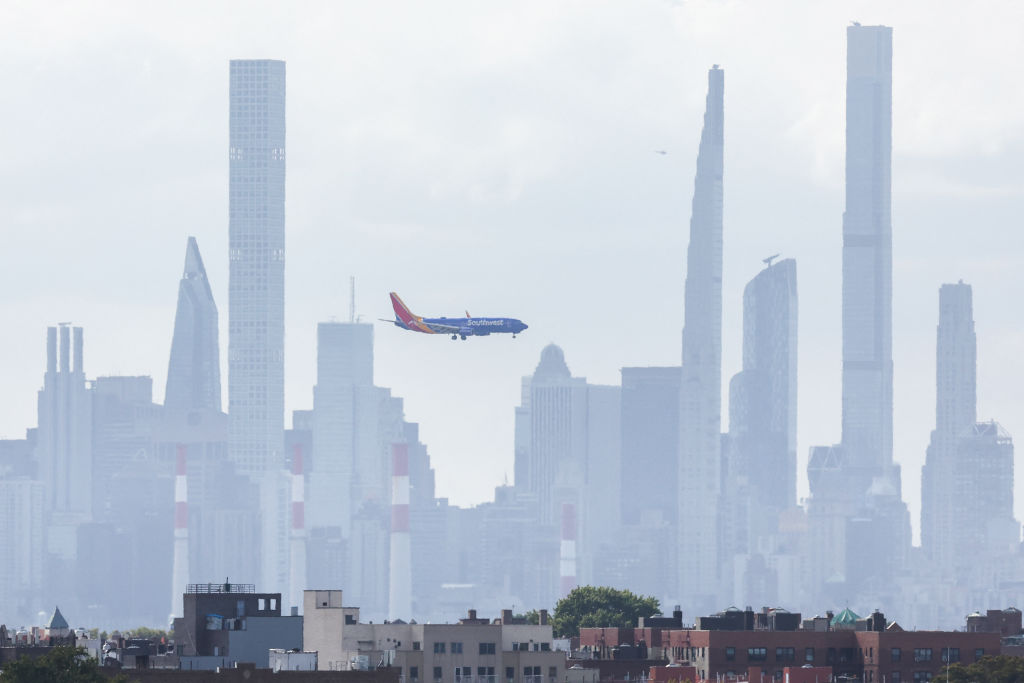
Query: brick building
[{"left": 578, "top": 607, "right": 1009, "bottom": 682}]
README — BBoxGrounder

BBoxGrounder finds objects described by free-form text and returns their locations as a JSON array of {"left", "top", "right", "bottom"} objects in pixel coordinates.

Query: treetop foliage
[
  {"left": 551, "top": 586, "right": 660, "bottom": 638},
  {"left": 931, "top": 655, "right": 1024, "bottom": 683}
]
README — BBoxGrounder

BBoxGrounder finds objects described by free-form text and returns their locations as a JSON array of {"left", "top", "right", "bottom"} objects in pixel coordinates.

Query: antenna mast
[{"left": 349, "top": 276, "right": 355, "bottom": 323}]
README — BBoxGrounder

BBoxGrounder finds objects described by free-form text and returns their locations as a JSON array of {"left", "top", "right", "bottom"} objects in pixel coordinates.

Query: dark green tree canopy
[
  {"left": 0, "top": 646, "right": 127, "bottom": 683},
  {"left": 552, "top": 586, "right": 660, "bottom": 638},
  {"left": 932, "top": 655, "right": 1024, "bottom": 683}
]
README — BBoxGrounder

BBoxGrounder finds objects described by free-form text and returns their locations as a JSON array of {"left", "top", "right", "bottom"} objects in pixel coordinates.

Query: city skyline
[{"left": 1, "top": 2, "right": 1023, "bottom": 539}]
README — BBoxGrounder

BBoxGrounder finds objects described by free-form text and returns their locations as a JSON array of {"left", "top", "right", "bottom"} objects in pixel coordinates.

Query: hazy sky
[{"left": 2, "top": 1, "right": 1022, "bottom": 540}]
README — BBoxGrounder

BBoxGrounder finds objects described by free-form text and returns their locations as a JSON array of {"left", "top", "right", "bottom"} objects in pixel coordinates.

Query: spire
[{"left": 165, "top": 237, "right": 221, "bottom": 413}]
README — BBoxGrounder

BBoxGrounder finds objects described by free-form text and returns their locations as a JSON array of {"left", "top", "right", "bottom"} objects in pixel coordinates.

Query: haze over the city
[{"left": 3, "top": 2, "right": 1024, "bottom": 632}]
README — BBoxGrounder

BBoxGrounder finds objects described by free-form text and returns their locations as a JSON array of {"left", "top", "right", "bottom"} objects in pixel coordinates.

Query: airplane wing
[{"left": 421, "top": 321, "right": 464, "bottom": 334}]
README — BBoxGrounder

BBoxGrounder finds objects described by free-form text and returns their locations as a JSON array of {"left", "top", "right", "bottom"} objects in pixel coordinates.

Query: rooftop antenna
[
  {"left": 349, "top": 276, "right": 355, "bottom": 323},
  {"left": 762, "top": 253, "right": 780, "bottom": 267}
]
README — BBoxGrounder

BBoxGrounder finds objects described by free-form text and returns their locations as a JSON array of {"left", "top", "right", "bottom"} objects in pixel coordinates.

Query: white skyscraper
[{"left": 228, "top": 59, "right": 286, "bottom": 478}]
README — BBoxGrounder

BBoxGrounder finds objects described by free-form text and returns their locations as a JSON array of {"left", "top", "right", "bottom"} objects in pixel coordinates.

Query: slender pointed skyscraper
[
  {"left": 165, "top": 236, "right": 221, "bottom": 414},
  {"left": 678, "top": 65, "right": 724, "bottom": 609},
  {"left": 228, "top": 59, "right": 286, "bottom": 477}
]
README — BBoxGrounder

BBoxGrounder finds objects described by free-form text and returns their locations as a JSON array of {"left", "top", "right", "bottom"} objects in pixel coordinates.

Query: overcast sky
[{"left": 2, "top": 0, "right": 1022, "bottom": 541}]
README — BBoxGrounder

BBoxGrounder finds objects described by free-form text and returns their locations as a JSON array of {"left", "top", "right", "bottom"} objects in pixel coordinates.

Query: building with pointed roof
[{"left": 165, "top": 236, "right": 221, "bottom": 415}]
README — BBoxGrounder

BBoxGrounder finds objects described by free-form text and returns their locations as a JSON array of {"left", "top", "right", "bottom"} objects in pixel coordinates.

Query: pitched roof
[
  {"left": 47, "top": 606, "right": 69, "bottom": 630},
  {"left": 830, "top": 607, "right": 861, "bottom": 626}
]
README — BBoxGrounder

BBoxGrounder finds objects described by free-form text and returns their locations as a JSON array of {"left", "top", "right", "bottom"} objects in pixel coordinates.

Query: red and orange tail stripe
[{"left": 389, "top": 292, "right": 435, "bottom": 333}]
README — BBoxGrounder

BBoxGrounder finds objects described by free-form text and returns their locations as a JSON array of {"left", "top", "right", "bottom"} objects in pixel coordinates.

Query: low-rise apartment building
[
  {"left": 303, "top": 590, "right": 565, "bottom": 683},
  {"left": 579, "top": 606, "right": 1008, "bottom": 682}
]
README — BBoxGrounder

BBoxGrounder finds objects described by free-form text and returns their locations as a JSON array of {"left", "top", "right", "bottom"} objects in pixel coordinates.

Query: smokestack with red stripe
[
  {"left": 388, "top": 443, "right": 412, "bottom": 620},
  {"left": 289, "top": 444, "right": 307, "bottom": 613},
  {"left": 169, "top": 445, "right": 189, "bottom": 625},
  {"left": 560, "top": 502, "right": 577, "bottom": 597}
]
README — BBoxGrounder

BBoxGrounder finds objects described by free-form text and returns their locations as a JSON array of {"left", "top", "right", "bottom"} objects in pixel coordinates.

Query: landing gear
[
  {"left": 460, "top": 335, "right": 467, "bottom": 341},
  {"left": 451, "top": 334, "right": 458, "bottom": 340},
  {"left": 512, "top": 334, "right": 517, "bottom": 339}
]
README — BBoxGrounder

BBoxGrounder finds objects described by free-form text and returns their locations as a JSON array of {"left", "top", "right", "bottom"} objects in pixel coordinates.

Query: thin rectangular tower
[{"left": 228, "top": 59, "right": 286, "bottom": 477}]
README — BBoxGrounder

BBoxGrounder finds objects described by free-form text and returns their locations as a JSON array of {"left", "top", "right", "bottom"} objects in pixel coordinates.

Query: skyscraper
[
  {"left": 309, "top": 321, "right": 374, "bottom": 535},
  {"left": 620, "top": 367, "right": 680, "bottom": 527},
  {"left": 165, "top": 237, "right": 221, "bottom": 415},
  {"left": 728, "top": 258, "right": 798, "bottom": 515},
  {"left": 952, "top": 422, "right": 1016, "bottom": 569},
  {"left": 678, "top": 65, "right": 724, "bottom": 609},
  {"left": 724, "top": 255, "right": 794, "bottom": 577},
  {"left": 921, "top": 282, "right": 976, "bottom": 569},
  {"left": 228, "top": 59, "right": 286, "bottom": 477},
  {"left": 841, "top": 25, "right": 894, "bottom": 488},
  {"left": 36, "top": 325, "right": 92, "bottom": 520}
]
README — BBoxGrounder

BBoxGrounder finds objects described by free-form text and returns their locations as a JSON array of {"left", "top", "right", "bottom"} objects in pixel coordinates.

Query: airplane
[{"left": 382, "top": 292, "right": 528, "bottom": 340}]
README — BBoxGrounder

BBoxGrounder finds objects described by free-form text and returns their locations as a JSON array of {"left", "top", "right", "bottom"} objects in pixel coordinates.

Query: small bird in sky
[{"left": 654, "top": 150, "right": 668, "bottom": 155}]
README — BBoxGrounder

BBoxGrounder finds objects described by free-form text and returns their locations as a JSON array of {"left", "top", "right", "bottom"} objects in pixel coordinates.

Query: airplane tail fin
[{"left": 390, "top": 292, "right": 421, "bottom": 326}]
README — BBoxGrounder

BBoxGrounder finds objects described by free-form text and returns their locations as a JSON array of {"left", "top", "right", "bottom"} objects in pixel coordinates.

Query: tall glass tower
[
  {"left": 678, "top": 65, "right": 724, "bottom": 610},
  {"left": 228, "top": 60, "right": 286, "bottom": 477},
  {"left": 841, "top": 26, "right": 894, "bottom": 485}
]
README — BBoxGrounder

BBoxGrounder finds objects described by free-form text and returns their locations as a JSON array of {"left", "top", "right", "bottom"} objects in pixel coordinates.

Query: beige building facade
[{"left": 303, "top": 590, "right": 565, "bottom": 683}]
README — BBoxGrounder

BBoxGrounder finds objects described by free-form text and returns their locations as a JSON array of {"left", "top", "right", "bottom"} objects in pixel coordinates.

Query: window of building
[
  {"left": 410, "top": 667, "right": 419, "bottom": 681},
  {"left": 775, "top": 647, "right": 795, "bottom": 662},
  {"left": 270, "top": 598, "right": 277, "bottom": 611},
  {"left": 892, "top": 648, "right": 902, "bottom": 663},
  {"left": 258, "top": 598, "right": 266, "bottom": 611},
  {"left": 451, "top": 642, "right": 463, "bottom": 654},
  {"left": 541, "top": 643, "right": 550, "bottom": 652},
  {"left": 479, "top": 642, "right": 496, "bottom": 655},
  {"left": 941, "top": 648, "right": 960, "bottom": 663},
  {"left": 548, "top": 668, "right": 557, "bottom": 680},
  {"left": 747, "top": 647, "right": 767, "bottom": 661},
  {"left": 839, "top": 648, "right": 855, "bottom": 664},
  {"left": 506, "top": 667, "right": 515, "bottom": 682},
  {"left": 914, "top": 648, "right": 933, "bottom": 663},
  {"left": 478, "top": 666, "right": 496, "bottom": 680},
  {"left": 826, "top": 648, "right": 836, "bottom": 664},
  {"left": 975, "top": 648, "right": 985, "bottom": 660},
  {"left": 434, "top": 642, "right": 446, "bottom": 654},
  {"left": 433, "top": 667, "right": 443, "bottom": 682},
  {"left": 891, "top": 673, "right": 900, "bottom": 683},
  {"left": 725, "top": 647, "right": 735, "bottom": 661},
  {"left": 805, "top": 648, "right": 814, "bottom": 663},
  {"left": 773, "top": 672, "right": 783, "bottom": 681},
  {"left": 912, "top": 672, "right": 932, "bottom": 682},
  {"left": 414, "top": 642, "right": 421, "bottom": 651}
]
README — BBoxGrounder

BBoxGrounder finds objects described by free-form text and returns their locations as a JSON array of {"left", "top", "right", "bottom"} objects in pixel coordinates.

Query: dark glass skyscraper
[
  {"left": 165, "top": 236, "right": 221, "bottom": 414},
  {"left": 678, "top": 65, "right": 724, "bottom": 609},
  {"left": 228, "top": 60, "right": 286, "bottom": 477}
]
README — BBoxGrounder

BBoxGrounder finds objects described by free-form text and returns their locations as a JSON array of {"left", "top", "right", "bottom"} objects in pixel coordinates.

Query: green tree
[
  {"left": 125, "top": 627, "right": 168, "bottom": 641},
  {"left": 551, "top": 586, "right": 660, "bottom": 638},
  {"left": 931, "top": 654, "right": 1024, "bottom": 683},
  {"left": 513, "top": 610, "right": 540, "bottom": 625},
  {"left": 0, "top": 646, "right": 128, "bottom": 683}
]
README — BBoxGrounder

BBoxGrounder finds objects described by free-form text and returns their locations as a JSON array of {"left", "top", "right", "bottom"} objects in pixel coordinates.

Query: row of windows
[
  {"left": 427, "top": 642, "right": 497, "bottom": 655},
  {"left": 722, "top": 645, "right": 984, "bottom": 667},
  {"left": 409, "top": 666, "right": 559, "bottom": 681}
]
